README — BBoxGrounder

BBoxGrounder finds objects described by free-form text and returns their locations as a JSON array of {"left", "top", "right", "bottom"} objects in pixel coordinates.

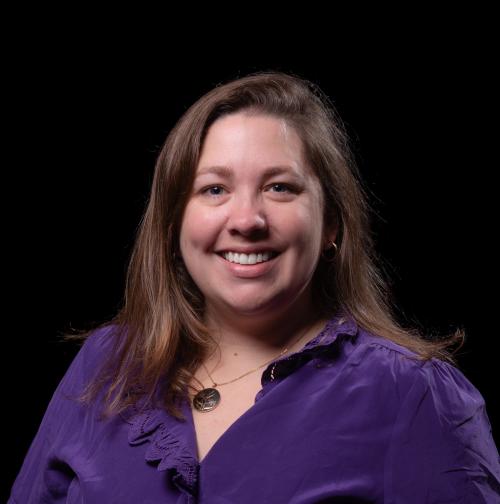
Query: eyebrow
[{"left": 195, "top": 165, "right": 301, "bottom": 179}]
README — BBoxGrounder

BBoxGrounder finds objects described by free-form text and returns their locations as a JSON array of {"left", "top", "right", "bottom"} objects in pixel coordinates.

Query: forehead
[{"left": 196, "top": 113, "right": 314, "bottom": 179}]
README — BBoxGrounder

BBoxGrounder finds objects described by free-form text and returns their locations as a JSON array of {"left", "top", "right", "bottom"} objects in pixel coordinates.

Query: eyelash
[{"left": 201, "top": 183, "right": 296, "bottom": 198}]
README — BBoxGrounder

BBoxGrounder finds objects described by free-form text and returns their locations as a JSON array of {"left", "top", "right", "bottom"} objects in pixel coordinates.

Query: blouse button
[{"left": 270, "top": 363, "right": 278, "bottom": 380}]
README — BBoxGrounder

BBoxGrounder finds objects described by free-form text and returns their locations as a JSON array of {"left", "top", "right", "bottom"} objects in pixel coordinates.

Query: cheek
[
  {"left": 179, "top": 203, "right": 220, "bottom": 252},
  {"left": 283, "top": 201, "right": 324, "bottom": 246},
  {"left": 288, "top": 207, "right": 324, "bottom": 274}
]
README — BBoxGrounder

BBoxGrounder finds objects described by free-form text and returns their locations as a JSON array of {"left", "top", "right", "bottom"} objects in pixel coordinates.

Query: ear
[{"left": 322, "top": 219, "right": 339, "bottom": 250}]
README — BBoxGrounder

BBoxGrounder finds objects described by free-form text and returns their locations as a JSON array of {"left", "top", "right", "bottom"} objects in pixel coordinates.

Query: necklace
[{"left": 191, "top": 320, "right": 321, "bottom": 412}]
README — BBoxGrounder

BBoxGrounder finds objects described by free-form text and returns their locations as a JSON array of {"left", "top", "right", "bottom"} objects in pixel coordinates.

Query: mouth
[
  {"left": 216, "top": 250, "right": 281, "bottom": 265},
  {"left": 215, "top": 250, "right": 281, "bottom": 278}
]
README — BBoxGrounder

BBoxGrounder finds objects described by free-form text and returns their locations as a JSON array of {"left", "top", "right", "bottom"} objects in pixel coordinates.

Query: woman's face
[{"left": 179, "top": 112, "right": 332, "bottom": 321}]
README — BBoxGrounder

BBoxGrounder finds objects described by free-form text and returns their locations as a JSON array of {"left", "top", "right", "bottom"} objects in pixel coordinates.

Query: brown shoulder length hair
[{"left": 61, "top": 70, "right": 465, "bottom": 422}]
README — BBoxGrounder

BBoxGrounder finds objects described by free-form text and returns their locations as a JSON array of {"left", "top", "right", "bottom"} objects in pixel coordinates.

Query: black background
[{"left": 4, "top": 15, "right": 498, "bottom": 500}]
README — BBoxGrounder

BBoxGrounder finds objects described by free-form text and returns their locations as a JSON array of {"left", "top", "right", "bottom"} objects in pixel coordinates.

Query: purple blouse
[{"left": 9, "top": 313, "right": 500, "bottom": 503}]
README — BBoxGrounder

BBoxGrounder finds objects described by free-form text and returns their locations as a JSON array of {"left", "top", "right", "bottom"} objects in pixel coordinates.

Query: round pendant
[{"left": 193, "top": 387, "right": 221, "bottom": 412}]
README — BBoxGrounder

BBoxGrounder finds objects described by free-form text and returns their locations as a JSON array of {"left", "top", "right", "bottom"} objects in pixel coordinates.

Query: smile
[
  {"left": 216, "top": 251, "right": 281, "bottom": 278},
  {"left": 219, "top": 251, "right": 280, "bottom": 265}
]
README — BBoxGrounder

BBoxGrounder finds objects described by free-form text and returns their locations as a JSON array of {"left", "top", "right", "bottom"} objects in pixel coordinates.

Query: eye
[
  {"left": 267, "top": 183, "right": 296, "bottom": 194},
  {"left": 201, "top": 185, "right": 226, "bottom": 197}
]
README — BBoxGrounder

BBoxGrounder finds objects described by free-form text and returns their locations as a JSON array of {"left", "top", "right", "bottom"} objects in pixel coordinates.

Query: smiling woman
[{"left": 9, "top": 71, "right": 500, "bottom": 503}]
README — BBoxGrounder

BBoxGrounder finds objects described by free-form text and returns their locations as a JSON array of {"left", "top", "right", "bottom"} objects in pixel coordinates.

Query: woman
[{"left": 9, "top": 71, "right": 500, "bottom": 503}]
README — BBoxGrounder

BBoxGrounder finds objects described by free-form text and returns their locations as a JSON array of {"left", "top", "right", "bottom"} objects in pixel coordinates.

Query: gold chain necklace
[{"left": 192, "top": 321, "right": 320, "bottom": 412}]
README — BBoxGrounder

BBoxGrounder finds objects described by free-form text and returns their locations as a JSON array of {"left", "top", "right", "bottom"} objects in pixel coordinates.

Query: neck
[{"left": 203, "top": 299, "right": 327, "bottom": 369}]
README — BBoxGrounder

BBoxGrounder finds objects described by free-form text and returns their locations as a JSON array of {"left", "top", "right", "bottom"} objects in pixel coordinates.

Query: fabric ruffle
[
  {"left": 302, "top": 310, "right": 358, "bottom": 351},
  {"left": 124, "top": 394, "right": 199, "bottom": 495}
]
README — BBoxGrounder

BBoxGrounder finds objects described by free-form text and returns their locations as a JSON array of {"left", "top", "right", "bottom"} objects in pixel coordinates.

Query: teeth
[{"left": 222, "top": 251, "right": 274, "bottom": 264}]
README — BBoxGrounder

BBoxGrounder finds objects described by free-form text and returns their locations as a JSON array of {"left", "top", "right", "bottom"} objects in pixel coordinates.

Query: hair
[{"left": 61, "top": 70, "right": 465, "bottom": 422}]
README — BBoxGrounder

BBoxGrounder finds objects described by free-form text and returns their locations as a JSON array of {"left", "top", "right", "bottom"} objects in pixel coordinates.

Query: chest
[{"left": 189, "top": 373, "right": 265, "bottom": 463}]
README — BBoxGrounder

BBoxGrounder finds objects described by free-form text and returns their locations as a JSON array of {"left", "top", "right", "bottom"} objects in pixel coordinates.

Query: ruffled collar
[
  {"left": 303, "top": 310, "right": 358, "bottom": 351},
  {"left": 122, "top": 310, "right": 358, "bottom": 496},
  {"left": 124, "top": 394, "right": 199, "bottom": 495}
]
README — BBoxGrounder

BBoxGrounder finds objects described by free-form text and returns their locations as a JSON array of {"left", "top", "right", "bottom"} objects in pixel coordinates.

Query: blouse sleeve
[
  {"left": 8, "top": 326, "right": 114, "bottom": 504},
  {"left": 383, "top": 357, "right": 500, "bottom": 503}
]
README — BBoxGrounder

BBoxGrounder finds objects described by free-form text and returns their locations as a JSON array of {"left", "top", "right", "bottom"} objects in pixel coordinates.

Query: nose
[{"left": 226, "top": 193, "right": 268, "bottom": 238}]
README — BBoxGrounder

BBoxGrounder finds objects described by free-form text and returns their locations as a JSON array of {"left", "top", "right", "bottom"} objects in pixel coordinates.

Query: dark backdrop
[{"left": 5, "top": 24, "right": 497, "bottom": 500}]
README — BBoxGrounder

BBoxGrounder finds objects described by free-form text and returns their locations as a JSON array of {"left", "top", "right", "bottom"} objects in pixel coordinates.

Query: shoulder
[
  {"left": 59, "top": 324, "right": 121, "bottom": 394},
  {"left": 79, "top": 323, "right": 119, "bottom": 355},
  {"left": 70, "top": 323, "right": 119, "bottom": 369},
  {"left": 353, "top": 327, "right": 488, "bottom": 428},
  {"left": 356, "top": 330, "right": 500, "bottom": 499}
]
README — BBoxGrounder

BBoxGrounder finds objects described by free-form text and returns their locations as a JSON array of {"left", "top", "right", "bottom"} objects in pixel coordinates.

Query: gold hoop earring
[{"left": 321, "top": 240, "right": 338, "bottom": 263}]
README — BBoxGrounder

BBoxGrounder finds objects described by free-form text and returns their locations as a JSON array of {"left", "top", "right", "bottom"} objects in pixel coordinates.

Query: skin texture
[{"left": 179, "top": 112, "right": 337, "bottom": 368}]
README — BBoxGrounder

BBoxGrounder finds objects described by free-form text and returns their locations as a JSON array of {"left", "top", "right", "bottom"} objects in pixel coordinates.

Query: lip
[
  {"left": 215, "top": 252, "right": 280, "bottom": 278},
  {"left": 215, "top": 248, "right": 280, "bottom": 255}
]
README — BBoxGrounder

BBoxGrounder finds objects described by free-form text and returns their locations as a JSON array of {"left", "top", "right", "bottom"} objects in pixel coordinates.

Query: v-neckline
[
  {"left": 183, "top": 313, "right": 351, "bottom": 466},
  {"left": 185, "top": 372, "right": 269, "bottom": 466}
]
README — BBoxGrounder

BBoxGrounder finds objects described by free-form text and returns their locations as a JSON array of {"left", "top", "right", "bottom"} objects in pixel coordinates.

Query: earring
[
  {"left": 321, "top": 240, "right": 338, "bottom": 262},
  {"left": 172, "top": 249, "right": 182, "bottom": 263}
]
